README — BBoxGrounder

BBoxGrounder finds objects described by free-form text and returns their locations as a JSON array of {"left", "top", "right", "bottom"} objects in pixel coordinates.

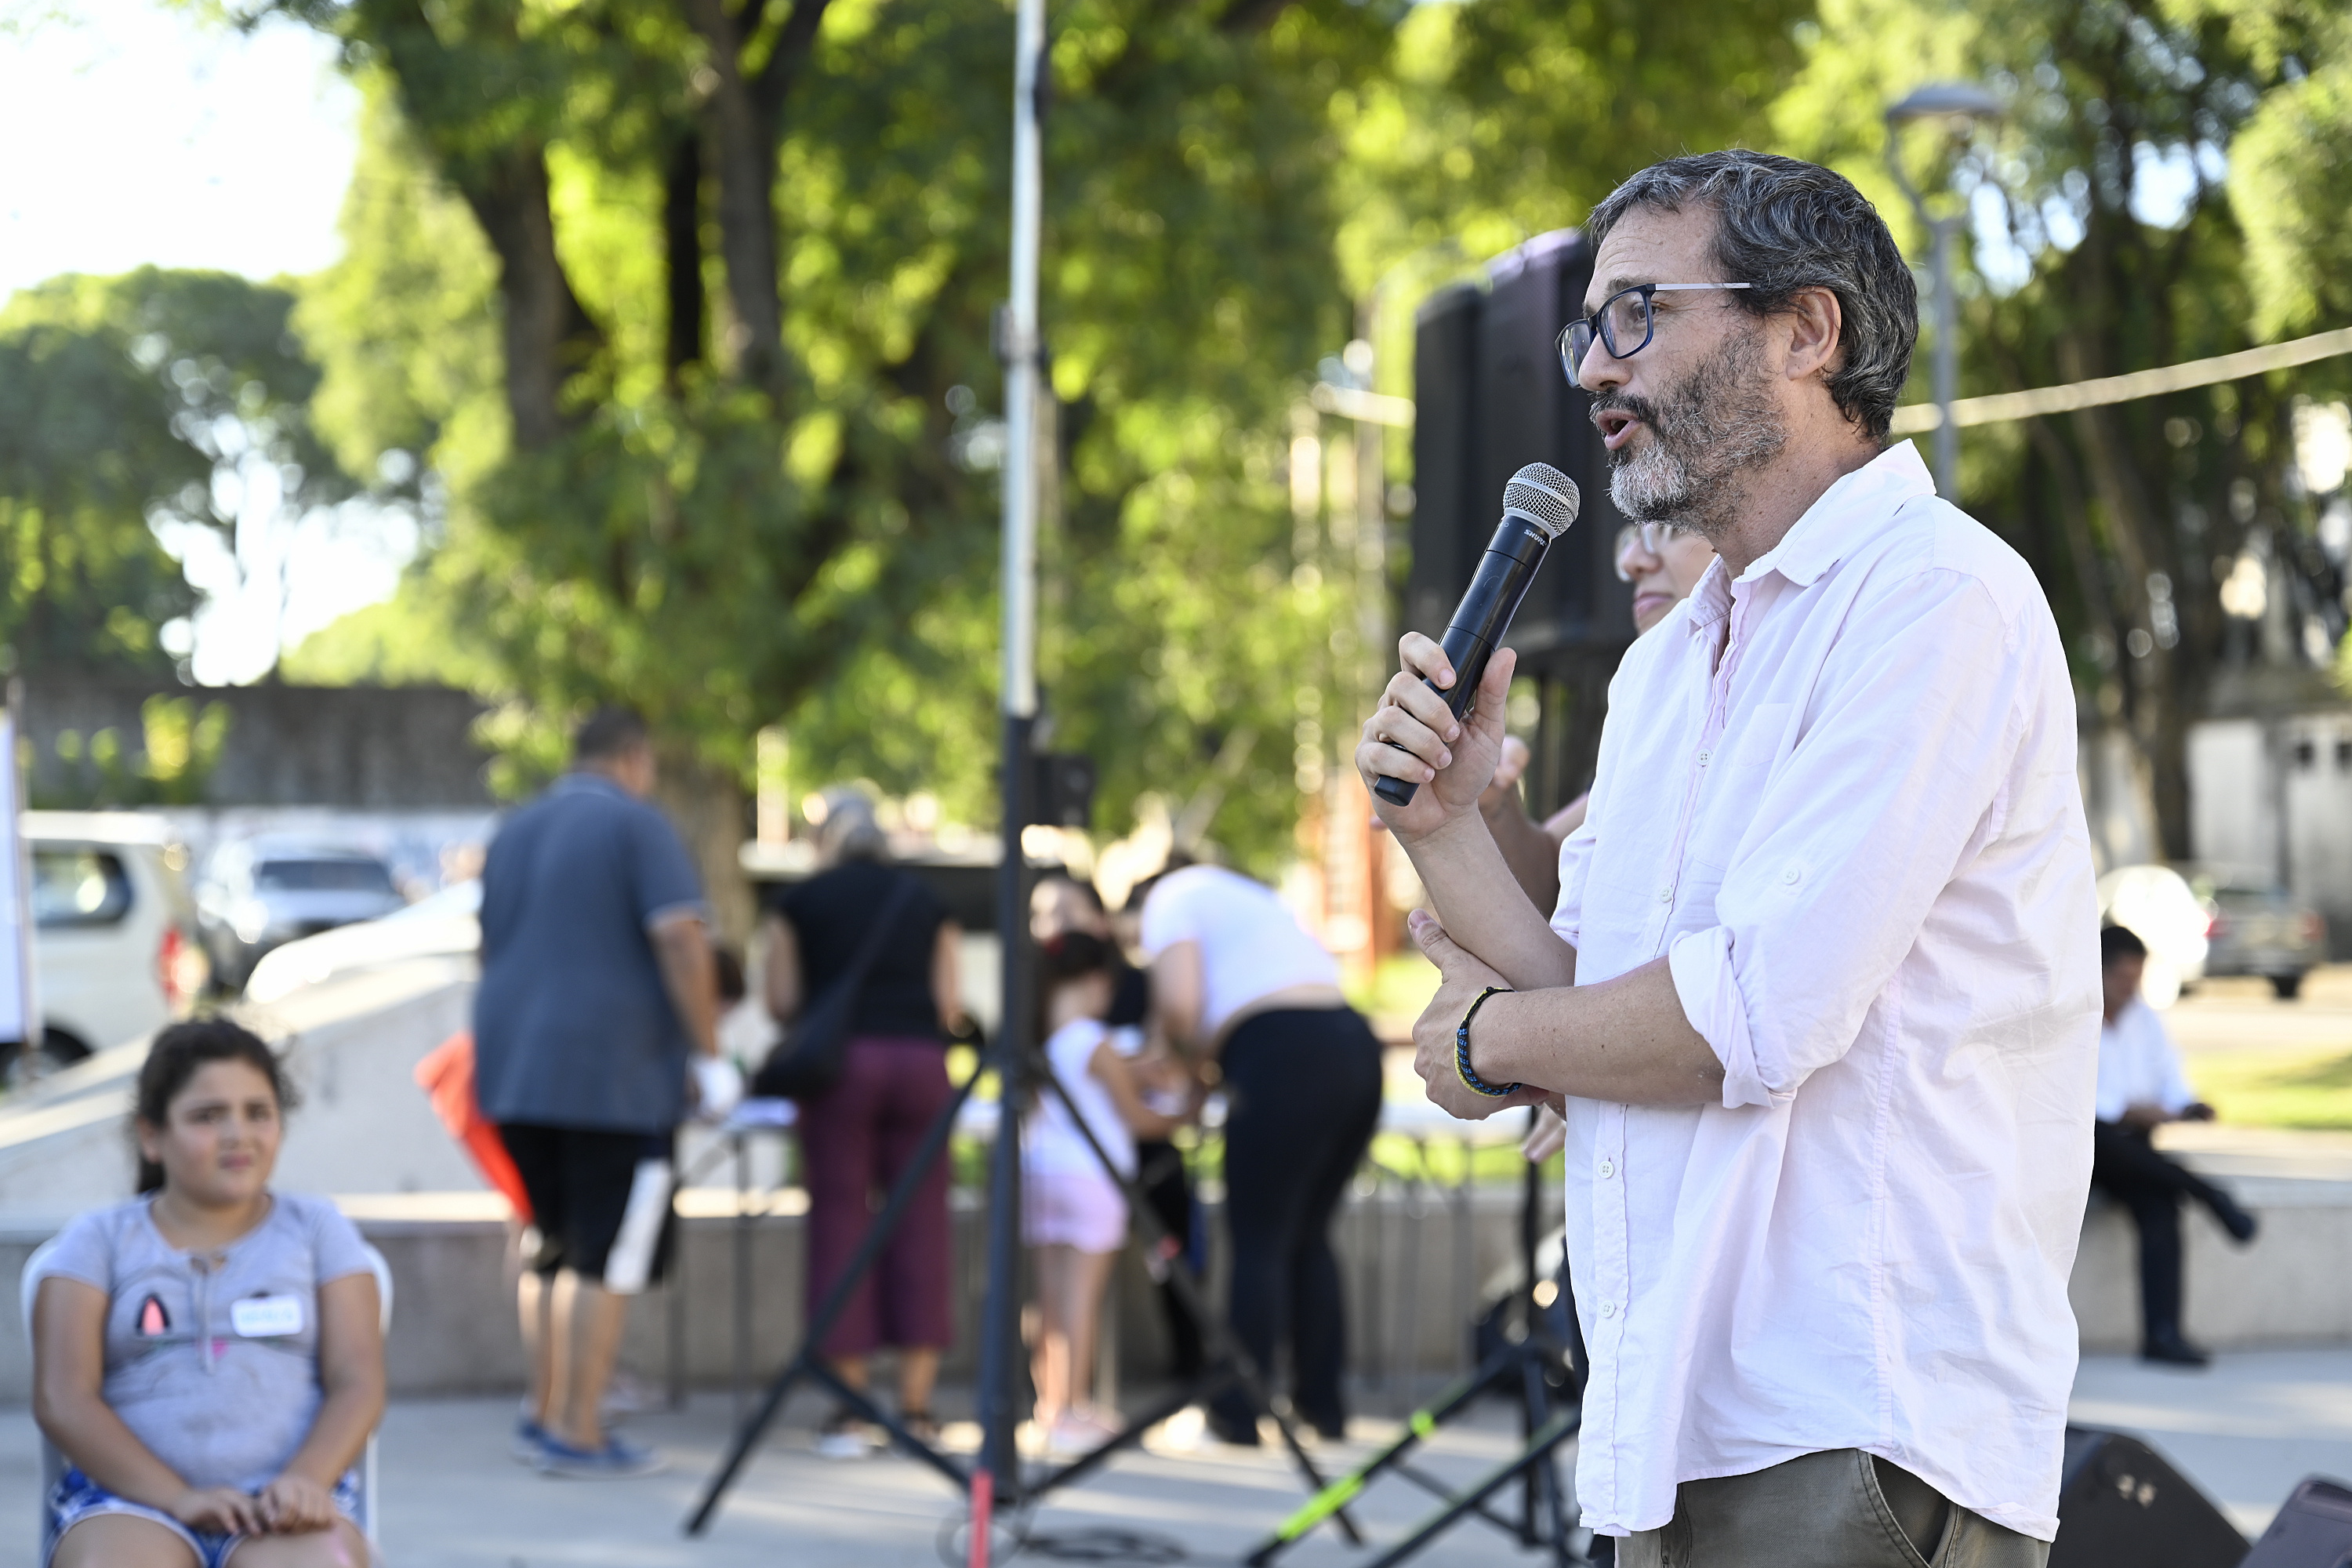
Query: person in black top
[
  {"left": 763, "top": 790, "right": 963, "bottom": 1458},
  {"left": 1031, "top": 871, "right": 1204, "bottom": 1382}
]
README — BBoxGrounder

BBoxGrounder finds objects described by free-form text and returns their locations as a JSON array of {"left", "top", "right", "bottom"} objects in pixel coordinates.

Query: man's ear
[{"left": 1781, "top": 285, "right": 1844, "bottom": 386}]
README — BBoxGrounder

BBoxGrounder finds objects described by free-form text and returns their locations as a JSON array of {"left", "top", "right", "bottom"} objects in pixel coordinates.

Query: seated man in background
[{"left": 2093, "top": 924, "right": 2259, "bottom": 1367}]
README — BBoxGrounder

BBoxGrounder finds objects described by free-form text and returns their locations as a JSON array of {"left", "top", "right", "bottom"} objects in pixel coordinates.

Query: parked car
[
  {"left": 243, "top": 878, "right": 481, "bottom": 1005},
  {"left": 15, "top": 811, "right": 209, "bottom": 1080},
  {"left": 2191, "top": 870, "right": 2327, "bottom": 999},
  {"left": 2096, "top": 863, "right": 2209, "bottom": 1007},
  {"left": 194, "top": 840, "right": 407, "bottom": 993}
]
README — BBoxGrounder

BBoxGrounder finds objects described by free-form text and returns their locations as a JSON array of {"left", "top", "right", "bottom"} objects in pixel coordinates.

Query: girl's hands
[
  {"left": 257, "top": 1471, "right": 339, "bottom": 1533},
  {"left": 169, "top": 1486, "right": 266, "bottom": 1536}
]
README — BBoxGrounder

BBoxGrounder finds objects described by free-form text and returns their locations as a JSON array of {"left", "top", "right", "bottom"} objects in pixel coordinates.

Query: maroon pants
[{"left": 799, "top": 1036, "right": 954, "bottom": 1357}]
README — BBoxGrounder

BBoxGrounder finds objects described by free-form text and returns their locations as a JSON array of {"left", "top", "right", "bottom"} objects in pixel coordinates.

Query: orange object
[{"left": 414, "top": 1032, "right": 532, "bottom": 1222}]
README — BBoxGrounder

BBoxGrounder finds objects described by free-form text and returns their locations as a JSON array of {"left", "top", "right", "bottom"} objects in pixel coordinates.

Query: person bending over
[
  {"left": 1024, "top": 931, "right": 1198, "bottom": 1451},
  {"left": 1360, "top": 151, "right": 2097, "bottom": 1564},
  {"left": 34, "top": 1019, "right": 384, "bottom": 1568},
  {"left": 1140, "top": 862, "right": 1383, "bottom": 1446},
  {"left": 2092, "top": 924, "right": 2259, "bottom": 1367}
]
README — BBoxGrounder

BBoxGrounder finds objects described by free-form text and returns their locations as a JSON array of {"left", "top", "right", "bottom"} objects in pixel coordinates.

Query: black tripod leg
[
  {"left": 803, "top": 1359, "right": 974, "bottom": 1492},
  {"left": 1519, "top": 1351, "right": 1573, "bottom": 1563},
  {"left": 1025, "top": 1060, "right": 1366, "bottom": 1544},
  {"left": 683, "top": 1066, "right": 982, "bottom": 1534},
  {"left": 1360, "top": 1405, "right": 1584, "bottom": 1568}
]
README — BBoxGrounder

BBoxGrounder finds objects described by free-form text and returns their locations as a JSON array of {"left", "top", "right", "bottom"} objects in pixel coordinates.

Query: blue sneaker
[
  {"left": 513, "top": 1414, "right": 550, "bottom": 1464},
  {"left": 535, "top": 1430, "right": 666, "bottom": 1478}
]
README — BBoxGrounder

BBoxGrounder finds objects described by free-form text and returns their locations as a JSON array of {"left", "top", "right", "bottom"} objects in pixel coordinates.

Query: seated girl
[
  {"left": 1024, "top": 931, "right": 1198, "bottom": 1452},
  {"left": 32, "top": 1019, "right": 386, "bottom": 1568}
]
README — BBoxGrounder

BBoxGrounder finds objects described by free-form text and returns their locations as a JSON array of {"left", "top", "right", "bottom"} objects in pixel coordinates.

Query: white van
[{"left": 15, "top": 811, "right": 209, "bottom": 1079}]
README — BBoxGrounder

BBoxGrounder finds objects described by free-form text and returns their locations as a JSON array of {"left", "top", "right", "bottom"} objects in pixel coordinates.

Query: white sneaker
[
  {"left": 815, "top": 1419, "right": 874, "bottom": 1460},
  {"left": 1047, "top": 1410, "right": 1122, "bottom": 1455}
]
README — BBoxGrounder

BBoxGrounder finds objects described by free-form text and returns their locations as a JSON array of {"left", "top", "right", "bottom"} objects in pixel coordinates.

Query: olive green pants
[{"left": 1614, "top": 1448, "right": 2051, "bottom": 1568}]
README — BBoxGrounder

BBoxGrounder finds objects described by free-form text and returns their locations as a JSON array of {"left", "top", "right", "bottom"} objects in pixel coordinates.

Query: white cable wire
[{"left": 1890, "top": 325, "right": 2352, "bottom": 435}]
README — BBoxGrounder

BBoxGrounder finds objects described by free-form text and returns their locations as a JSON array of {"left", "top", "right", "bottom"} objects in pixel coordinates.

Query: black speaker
[
  {"left": 1406, "top": 230, "right": 1633, "bottom": 815},
  {"left": 1406, "top": 230, "right": 1632, "bottom": 670},
  {"left": 2242, "top": 1475, "right": 2352, "bottom": 1568},
  {"left": 1031, "top": 752, "right": 1096, "bottom": 829},
  {"left": 2049, "top": 1426, "right": 2249, "bottom": 1568}
]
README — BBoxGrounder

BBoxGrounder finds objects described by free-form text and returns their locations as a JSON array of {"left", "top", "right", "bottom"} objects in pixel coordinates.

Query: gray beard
[{"left": 1605, "top": 326, "right": 1788, "bottom": 542}]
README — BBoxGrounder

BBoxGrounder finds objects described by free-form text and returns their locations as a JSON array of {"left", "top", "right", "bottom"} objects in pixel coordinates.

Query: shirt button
[
  {"left": 1697, "top": 750, "right": 1711, "bottom": 767},
  {"left": 1780, "top": 866, "right": 1801, "bottom": 885},
  {"left": 1657, "top": 887, "right": 1673, "bottom": 904},
  {"left": 1599, "top": 1301, "right": 1618, "bottom": 1319},
  {"left": 1598, "top": 1159, "right": 1616, "bottom": 1179}
]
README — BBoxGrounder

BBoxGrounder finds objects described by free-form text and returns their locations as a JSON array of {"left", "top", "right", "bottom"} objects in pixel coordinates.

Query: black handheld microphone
[{"left": 1372, "top": 462, "right": 1581, "bottom": 807}]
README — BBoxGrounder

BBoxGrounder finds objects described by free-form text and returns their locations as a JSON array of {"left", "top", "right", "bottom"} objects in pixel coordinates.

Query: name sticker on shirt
[{"left": 229, "top": 1294, "right": 304, "bottom": 1338}]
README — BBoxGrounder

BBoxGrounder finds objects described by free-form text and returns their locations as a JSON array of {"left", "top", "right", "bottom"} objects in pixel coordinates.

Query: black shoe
[
  {"left": 2209, "top": 1192, "right": 2259, "bottom": 1243},
  {"left": 1206, "top": 1413, "right": 1261, "bottom": 1446},
  {"left": 2142, "top": 1328, "right": 2212, "bottom": 1367}
]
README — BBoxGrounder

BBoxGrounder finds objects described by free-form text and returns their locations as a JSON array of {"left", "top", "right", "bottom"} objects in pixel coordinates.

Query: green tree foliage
[
  {"left": 0, "top": 267, "right": 354, "bottom": 676},
  {"left": 1776, "top": 0, "right": 2352, "bottom": 856},
  {"left": 270, "top": 0, "right": 1413, "bottom": 873}
]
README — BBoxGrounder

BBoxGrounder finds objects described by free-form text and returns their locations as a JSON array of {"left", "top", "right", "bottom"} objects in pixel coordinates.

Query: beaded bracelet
[{"left": 1454, "top": 985, "right": 1520, "bottom": 1098}]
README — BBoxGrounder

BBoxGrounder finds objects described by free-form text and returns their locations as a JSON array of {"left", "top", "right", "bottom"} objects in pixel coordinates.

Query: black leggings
[
  {"left": 1212, "top": 1007, "right": 1384, "bottom": 1438},
  {"left": 2089, "top": 1120, "right": 2234, "bottom": 1341}
]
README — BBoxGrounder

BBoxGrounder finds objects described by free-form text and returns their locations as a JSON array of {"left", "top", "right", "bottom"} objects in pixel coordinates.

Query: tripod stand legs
[{"left": 684, "top": 1067, "right": 981, "bottom": 1534}]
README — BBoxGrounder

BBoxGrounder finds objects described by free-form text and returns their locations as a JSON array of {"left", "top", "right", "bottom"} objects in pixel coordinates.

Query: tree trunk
[
  {"left": 684, "top": 0, "right": 786, "bottom": 396},
  {"left": 663, "top": 132, "right": 706, "bottom": 388},
  {"left": 458, "top": 147, "right": 605, "bottom": 451},
  {"left": 2069, "top": 394, "right": 2194, "bottom": 860},
  {"left": 371, "top": 0, "right": 602, "bottom": 452},
  {"left": 656, "top": 750, "right": 755, "bottom": 948}
]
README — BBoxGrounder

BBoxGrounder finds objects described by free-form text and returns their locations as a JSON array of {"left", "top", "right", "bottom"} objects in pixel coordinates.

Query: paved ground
[{"left": 0, "top": 1352, "right": 2344, "bottom": 1566}]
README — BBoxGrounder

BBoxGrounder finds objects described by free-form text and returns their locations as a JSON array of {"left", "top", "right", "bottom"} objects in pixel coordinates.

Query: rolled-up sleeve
[
  {"left": 1669, "top": 926, "right": 1784, "bottom": 1109},
  {"left": 1670, "top": 568, "right": 2034, "bottom": 1107}
]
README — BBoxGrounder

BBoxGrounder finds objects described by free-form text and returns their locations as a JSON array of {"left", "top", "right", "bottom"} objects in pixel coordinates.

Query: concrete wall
[
  {"left": 0, "top": 959, "right": 485, "bottom": 1218},
  {"left": 20, "top": 673, "right": 493, "bottom": 808},
  {"left": 0, "top": 1182, "right": 1549, "bottom": 1405},
  {"left": 0, "top": 1176, "right": 2338, "bottom": 1406}
]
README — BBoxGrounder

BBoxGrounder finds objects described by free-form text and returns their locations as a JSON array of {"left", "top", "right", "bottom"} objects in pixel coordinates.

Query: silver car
[
  {"left": 195, "top": 840, "right": 407, "bottom": 992},
  {"left": 2194, "top": 873, "right": 2328, "bottom": 999}
]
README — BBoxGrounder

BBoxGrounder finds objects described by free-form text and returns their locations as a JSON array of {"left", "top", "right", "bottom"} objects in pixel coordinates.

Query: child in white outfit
[{"left": 1024, "top": 931, "right": 1194, "bottom": 1451}]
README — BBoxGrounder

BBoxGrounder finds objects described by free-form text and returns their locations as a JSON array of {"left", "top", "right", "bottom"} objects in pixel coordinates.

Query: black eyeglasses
[{"left": 1559, "top": 282, "right": 1755, "bottom": 383}]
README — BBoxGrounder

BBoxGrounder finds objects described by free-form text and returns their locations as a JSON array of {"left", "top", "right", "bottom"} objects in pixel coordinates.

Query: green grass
[{"left": 2190, "top": 1049, "right": 2352, "bottom": 1130}]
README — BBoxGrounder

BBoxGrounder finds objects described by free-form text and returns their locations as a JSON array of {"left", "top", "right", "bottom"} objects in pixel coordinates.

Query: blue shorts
[{"left": 45, "top": 1465, "right": 362, "bottom": 1568}]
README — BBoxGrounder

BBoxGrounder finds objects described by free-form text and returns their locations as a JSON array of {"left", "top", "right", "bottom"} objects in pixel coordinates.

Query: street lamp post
[{"left": 1884, "top": 82, "right": 2002, "bottom": 501}]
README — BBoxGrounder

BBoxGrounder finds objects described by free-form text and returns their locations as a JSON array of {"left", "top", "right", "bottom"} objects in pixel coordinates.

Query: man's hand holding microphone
[{"left": 1356, "top": 463, "right": 1579, "bottom": 1125}]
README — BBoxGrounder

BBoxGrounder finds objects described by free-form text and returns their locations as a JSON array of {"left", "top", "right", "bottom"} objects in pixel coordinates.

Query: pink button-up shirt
[{"left": 1551, "top": 441, "right": 2100, "bottom": 1540}]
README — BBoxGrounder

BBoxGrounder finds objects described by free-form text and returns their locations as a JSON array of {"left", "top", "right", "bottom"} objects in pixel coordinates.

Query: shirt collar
[
  {"left": 555, "top": 771, "right": 630, "bottom": 800},
  {"left": 1745, "top": 440, "right": 1936, "bottom": 589},
  {"left": 1679, "top": 441, "right": 1935, "bottom": 642}
]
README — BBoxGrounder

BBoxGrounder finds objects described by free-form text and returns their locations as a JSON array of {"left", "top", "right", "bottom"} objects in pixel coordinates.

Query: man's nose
[{"left": 1577, "top": 337, "right": 1628, "bottom": 396}]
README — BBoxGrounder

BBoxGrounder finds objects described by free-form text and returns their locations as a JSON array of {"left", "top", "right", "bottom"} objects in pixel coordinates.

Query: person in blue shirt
[{"left": 473, "top": 707, "right": 729, "bottom": 1477}]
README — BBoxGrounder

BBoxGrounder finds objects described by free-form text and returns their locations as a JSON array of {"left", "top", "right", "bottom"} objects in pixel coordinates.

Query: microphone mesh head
[{"left": 1502, "top": 463, "right": 1580, "bottom": 538}]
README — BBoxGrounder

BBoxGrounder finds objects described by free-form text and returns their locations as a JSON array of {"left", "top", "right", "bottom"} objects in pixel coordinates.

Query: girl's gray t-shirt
[{"left": 41, "top": 1192, "right": 375, "bottom": 1491}]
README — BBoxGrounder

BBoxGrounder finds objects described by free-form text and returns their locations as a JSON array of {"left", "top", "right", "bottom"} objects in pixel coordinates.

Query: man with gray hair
[{"left": 1359, "top": 151, "right": 2098, "bottom": 1564}]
